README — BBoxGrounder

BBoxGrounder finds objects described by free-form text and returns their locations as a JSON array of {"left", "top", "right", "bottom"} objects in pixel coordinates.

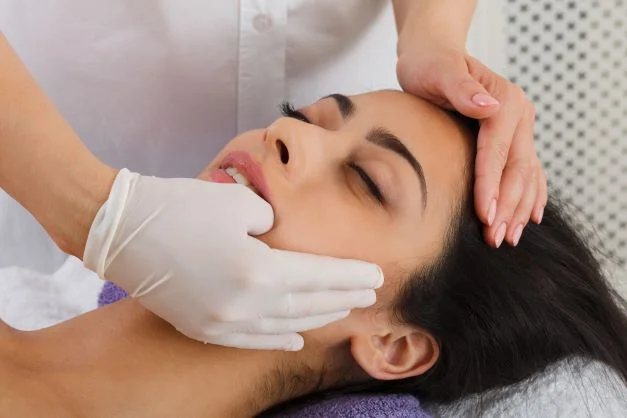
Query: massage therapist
[{"left": 0, "top": 0, "right": 544, "bottom": 350}]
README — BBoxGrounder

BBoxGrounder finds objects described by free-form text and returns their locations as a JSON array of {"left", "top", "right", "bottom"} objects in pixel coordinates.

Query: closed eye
[
  {"left": 348, "top": 162, "right": 385, "bottom": 205},
  {"left": 280, "top": 101, "right": 385, "bottom": 206},
  {"left": 280, "top": 102, "right": 312, "bottom": 124}
]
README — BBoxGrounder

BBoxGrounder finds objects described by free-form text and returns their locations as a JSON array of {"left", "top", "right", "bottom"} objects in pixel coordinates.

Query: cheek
[
  {"left": 258, "top": 189, "right": 414, "bottom": 307},
  {"left": 258, "top": 188, "right": 387, "bottom": 263},
  {"left": 301, "top": 307, "right": 375, "bottom": 349}
]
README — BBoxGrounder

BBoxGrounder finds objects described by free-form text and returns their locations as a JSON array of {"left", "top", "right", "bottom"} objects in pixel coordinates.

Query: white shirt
[
  {"left": 0, "top": 0, "right": 398, "bottom": 177},
  {"left": 0, "top": 0, "right": 399, "bottom": 272}
]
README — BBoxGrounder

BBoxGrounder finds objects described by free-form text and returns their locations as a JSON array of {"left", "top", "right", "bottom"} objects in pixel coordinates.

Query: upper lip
[{"left": 220, "top": 151, "right": 272, "bottom": 205}]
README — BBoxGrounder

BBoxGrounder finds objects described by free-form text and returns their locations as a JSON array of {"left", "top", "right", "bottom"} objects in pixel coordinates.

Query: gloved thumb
[
  {"left": 439, "top": 66, "right": 501, "bottom": 120},
  {"left": 205, "top": 332, "right": 305, "bottom": 351},
  {"left": 227, "top": 185, "right": 274, "bottom": 236}
]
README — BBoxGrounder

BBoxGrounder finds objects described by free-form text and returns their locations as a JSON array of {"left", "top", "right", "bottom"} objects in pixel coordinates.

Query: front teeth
[
  {"left": 225, "top": 167, "right": 259, "bottom": 194},
  {"left": 225, "top": 167, "right": 250, "bottom": 187}
]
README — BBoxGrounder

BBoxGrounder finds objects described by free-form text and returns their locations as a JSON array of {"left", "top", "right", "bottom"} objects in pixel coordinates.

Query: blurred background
[{"left": 469, "top": 0, "right": 627, "bottom": 298}]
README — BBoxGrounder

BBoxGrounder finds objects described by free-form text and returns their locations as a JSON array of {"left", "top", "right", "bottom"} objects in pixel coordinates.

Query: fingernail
[
  {"left": 288, "top": 337, "right": 304, "bottom": 351},
  {"left": 360, "top": 291, "right": 377, "bottom": 307},
  {"left": 487, "top": 199, "right": 497, "bottom": 226},
  {"left": 472, "top": 93, "right": 500, "bottom": 107},
  {"left": 495, "top": 223, "right": 507, "bottom": 248},
  {"left": 536, "top": 207, "right": 544, "bottom": 224},
  {"left": 512, "top": 224, "right": 523, "bottom": 246},
  {"left": 338, "top": 310, "right": 351, "bottom": 319},
  {"left": 373, "top": 265, "right": 384, "bottom": 289}
]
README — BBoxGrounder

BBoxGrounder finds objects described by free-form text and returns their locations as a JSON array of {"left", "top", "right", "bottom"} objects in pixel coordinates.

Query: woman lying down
[{"left": 1, "top": 90, "right": 627, "bottom": 417}]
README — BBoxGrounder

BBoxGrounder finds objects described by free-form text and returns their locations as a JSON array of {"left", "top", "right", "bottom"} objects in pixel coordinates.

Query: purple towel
[
  {"left": 98, "top": 280, "right": 128, "bottom": 307},
  {"left": 264, "top": 393, "right": 429, "bottom": 418},
  {"left": 98, "top": 282, "right": 431, "bottom": 418}
]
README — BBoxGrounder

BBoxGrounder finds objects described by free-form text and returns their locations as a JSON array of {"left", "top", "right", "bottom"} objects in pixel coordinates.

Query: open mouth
[
  {"left": 224, "top": 166, "right": 260, "bottom": 195},
  {"left": 213, "top": 151, "right": 271, "bottom": 204}
]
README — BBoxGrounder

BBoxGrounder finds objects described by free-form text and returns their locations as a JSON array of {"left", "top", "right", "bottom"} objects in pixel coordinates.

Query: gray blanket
[{"left": 427, "top": 358, "right": 627, "bottom": 417}]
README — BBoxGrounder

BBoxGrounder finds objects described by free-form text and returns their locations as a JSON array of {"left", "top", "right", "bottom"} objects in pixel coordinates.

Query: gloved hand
[
  {"left": 84, "top": 169, "right": 384, "bottom": 351},
  {"left": 397, "top": 38, "right": 547, "bottom": 248}
]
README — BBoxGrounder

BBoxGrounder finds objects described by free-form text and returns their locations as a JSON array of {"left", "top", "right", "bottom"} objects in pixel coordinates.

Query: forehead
[
  {"left": 349, "top": 90, "right": 472, "bottom": 151},
  {"left": 345, "top": 91, "right": 472, "bottom": 211},
  {"left": 313, "top": 90, "right": 472, "bottom": 162}
]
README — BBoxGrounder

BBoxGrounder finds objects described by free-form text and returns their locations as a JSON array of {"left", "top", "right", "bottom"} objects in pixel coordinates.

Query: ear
[{"left": 350, "top": 326, "right": 439, "bottom": 381}]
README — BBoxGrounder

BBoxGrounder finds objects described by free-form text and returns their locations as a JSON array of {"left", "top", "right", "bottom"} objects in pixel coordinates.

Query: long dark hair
[
  {"left": 360, "top": 114, "right": 627, "bottom": 403},
  {"left": 388, "top": 195, "right": 627, "bottom": 403}
]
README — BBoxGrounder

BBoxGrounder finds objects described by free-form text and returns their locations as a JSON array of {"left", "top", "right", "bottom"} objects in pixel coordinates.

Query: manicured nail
[
  {"left": 536, "top": 207, "right": 544, "bottom": 224},
  {"left": 495, "top": 223, "right": 507, "bottom": 248},
  {"left": 512, "top": 224, "right": 524, "bottom": 246},
  {"left": 472, "top": 93, "right": 500, "bottom": 107},
  {"left": 487, "top": 199, "right": 497, "bottom": 226}
]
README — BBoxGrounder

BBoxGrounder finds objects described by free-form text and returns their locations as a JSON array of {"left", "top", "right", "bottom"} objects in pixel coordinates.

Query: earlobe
[{"left": 350, "top": 328, "right": 439, "bottom": 381}]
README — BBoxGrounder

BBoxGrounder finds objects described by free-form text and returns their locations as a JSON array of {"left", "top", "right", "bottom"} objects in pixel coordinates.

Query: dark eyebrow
[
  {"left": 367, "top": 127, "right": 428, "bottom": 209},
  {"left": 322, "top": 93, "right": 355, "bottom": 119},
  {"left": 322, "top": 93, "right": 427, "bottom": 208}
]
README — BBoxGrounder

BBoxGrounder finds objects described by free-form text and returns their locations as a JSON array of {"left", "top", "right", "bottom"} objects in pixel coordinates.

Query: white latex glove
[{"left": 84, "top": 169, "right": 384, "bottom": 351}]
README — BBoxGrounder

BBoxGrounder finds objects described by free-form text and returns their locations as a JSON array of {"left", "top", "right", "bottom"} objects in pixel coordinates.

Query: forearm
[
  {"left": 17, "top": 300, "right": 290, "bottom": 417},
  {"left": 0, "top": 33, "right": 117, "bottom": 258},
  {"left": 392, "top": 0, "right": 478, "bottom": 51}
]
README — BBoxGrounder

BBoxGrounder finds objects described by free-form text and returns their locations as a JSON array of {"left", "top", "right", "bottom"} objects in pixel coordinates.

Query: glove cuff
[{"left": 83, "top": 168, "right": 139, "bottom": 278}]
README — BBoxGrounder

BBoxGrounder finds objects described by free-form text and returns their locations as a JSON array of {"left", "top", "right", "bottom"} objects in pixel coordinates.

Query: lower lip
[
  {"left": 207, "top": 168, "right": 236, "bottom": 184},
  {"left": 220, "top": 151, "right": 271, "bottom": 203}
]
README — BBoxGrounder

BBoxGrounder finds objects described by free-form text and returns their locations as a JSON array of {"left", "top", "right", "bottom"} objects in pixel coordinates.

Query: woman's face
[
  {"left": 198, "top": 90, "right": 473, "bottom": 379},
  {"left": 198, "top": 91, "right": 470, "bottom": 309}
]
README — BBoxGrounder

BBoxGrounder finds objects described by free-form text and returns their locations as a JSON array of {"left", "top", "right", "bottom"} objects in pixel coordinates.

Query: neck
[{"left": 10, "top": 300, "right": 326, "bottom": 417}]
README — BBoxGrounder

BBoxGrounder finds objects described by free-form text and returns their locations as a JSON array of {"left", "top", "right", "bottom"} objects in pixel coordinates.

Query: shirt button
[{"left": 252, "top": 13, "right": 273, "bottom": 33}]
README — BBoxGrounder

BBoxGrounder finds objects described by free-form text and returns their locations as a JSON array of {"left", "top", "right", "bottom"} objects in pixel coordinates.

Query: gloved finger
[
  {"left": 436, "top": 63, "right": 501, "bottom": 120},
  {"left": 269, "top": 289, "right": 376, "bottom": 318},
  {"left": 204, "top": 332, "right": 305, "bottom": 351},
  {"left": 205, "top": 310, "right": 350, "bottom": 335},
  {"left": 506, "top": 162, "right": 539, "bottom": 246},
  {"left": 242, "top": 195, "right": 275, "bottom": 236},
  {"left": 218, "top": 183, "right": 275, "bottom": 236},
  {"left": 533, "top": 166, "right": 548, "bottom": 224},
  {"left": 269, "top": 250, "right": 384, "bottom": 291},
  {"left": 473, "top": 88, "right": 526, "bottom": 228}
]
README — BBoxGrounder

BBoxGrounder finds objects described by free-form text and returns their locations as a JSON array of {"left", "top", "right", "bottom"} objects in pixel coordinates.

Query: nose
[
  {"left": 264, "top": 117, "right": 333, "bottom": 182},
  {"left": 275, "top": 136, "right": 290, "bottom": 165}
]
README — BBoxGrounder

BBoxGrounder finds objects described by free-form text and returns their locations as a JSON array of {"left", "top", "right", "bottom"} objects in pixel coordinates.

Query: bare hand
[{"left": 397, "top": 41, "right": 547, "bottom": 247}]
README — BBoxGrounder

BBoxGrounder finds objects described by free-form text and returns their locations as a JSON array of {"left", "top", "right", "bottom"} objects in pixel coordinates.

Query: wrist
[
  {"left": 52, "top": 161, "right": 118, "bottom": 260},
  {"left": 397, "top": 26, "right": 467, "bottom": 59},
  {"left": 394, "top": 0, "right": 475, "bottom": 57}
]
